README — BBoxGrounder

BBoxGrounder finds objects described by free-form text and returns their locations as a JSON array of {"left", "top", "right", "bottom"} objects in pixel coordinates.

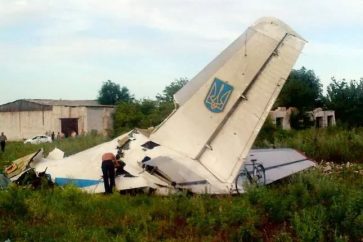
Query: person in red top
[{"left": 101, "top": 152, "right": 116, "bottom": 194}]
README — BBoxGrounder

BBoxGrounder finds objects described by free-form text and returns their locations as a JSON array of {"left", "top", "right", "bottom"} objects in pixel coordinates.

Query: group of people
[
  {"left": 101, "top": 151, "right": 126, "bottom": 194},
  {"left": 46, "top": 131, "right": 65, "bottom": 141}
]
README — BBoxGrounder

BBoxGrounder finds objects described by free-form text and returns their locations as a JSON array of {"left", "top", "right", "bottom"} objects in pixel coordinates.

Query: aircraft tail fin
[{"left": 151, "top": 17, "right": 306, "bottom": 183}]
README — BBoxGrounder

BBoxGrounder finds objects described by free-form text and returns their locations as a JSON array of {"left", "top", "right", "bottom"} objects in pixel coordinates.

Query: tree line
[
  {"left": 97, "top": 68, "right": 363, "bottom": 135},
  {"left": 97, "top": 78, "right": 188, "bottom": 135},
  {"left": 276, "top": 67, "right": 363, "bottom": 128}
]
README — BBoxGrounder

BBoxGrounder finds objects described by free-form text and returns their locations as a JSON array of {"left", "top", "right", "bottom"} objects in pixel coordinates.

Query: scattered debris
[
  {"left": 4, "top": 149, "right": 43, "bottom": 180},
  {"left": 15, "top": 168, "right": 54, "bottom": 189},
  {"left": 2, "top": 149, "right": 53, "bottom": 189},
  {"left": 318, "top": 161, "right": 363, "bottom": 175}
]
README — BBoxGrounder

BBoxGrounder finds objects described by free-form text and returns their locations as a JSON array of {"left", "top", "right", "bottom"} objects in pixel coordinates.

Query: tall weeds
[
  {"left": 254, "top": 126, "right": 363, "bottom": 163},
  {"left": 0, "top": 128, "right": 362, "bottom": 241},
  {"left": 0, "top": 168, "right": 362, "bottom": 241}
]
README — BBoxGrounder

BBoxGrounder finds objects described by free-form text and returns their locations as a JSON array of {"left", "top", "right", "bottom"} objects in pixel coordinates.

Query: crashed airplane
[{"left": 8, "top": 17, "right": 315, "bottom": 194}]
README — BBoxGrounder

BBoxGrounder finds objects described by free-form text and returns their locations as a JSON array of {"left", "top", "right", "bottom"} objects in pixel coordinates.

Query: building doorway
[
  {"left": 61, "top": 118, "right": 78, "bottom": 137},
  {"left": 275, "top": 117, "right": 283, "bottom": 129},
  {"left": 327, "top": 115, "right": 333, "bottom": 127},
  {"left": 315, "top": 116, "right": 323, "bottom": 128}
]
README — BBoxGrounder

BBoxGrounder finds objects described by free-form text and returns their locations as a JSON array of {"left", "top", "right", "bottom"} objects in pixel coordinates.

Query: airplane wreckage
[{"left": 3, "top": 17, "right": 315, "bottom": 194}]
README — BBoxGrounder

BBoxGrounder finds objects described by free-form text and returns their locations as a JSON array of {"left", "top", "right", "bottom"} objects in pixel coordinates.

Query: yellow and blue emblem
[{"left": 204, "top": 78, "right": 233, "bottom": 113}]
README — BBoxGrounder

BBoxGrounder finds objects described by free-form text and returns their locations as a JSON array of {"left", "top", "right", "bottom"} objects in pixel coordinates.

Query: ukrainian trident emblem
[{"left": 204, "top": 78, "right": 233, "bottom": 113}]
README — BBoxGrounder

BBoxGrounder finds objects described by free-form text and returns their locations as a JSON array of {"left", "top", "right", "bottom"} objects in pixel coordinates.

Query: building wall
[
  {"left": 309, "top": 109, "right": 336, "bottom": 128},
  {"left": 269, "top": 107, "right": 294, "bottom": 130},
  {"left": 52, "top": 106, "right": 87, "bottom": 136},
  {"left": 0, "top": 106, "right": 114, "bottom": 141},
  {"left": 87, "top": 107, "right": 114, "bottom": 135},
  {"left": 269, "top": 107, "right": 336, "bottom": 130},
  {"left": 0, "top": 110, "right": 53, "bottom": 140}
]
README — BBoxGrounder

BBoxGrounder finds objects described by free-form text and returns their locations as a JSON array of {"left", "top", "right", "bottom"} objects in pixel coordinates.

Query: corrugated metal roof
[
  {"left": 0, "top": 100, "right": 52, "bottom": 112},
  {"left": 24, "top": 99, "right": 114, "bottom": 107},
  {"left": 0, "top": 99, "right": 114, "bottom": 112}
]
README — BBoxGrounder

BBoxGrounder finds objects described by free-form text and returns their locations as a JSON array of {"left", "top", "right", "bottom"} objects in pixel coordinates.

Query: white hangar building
[{"left": 0, "top": 99, "right": 115, "bottom": 141}]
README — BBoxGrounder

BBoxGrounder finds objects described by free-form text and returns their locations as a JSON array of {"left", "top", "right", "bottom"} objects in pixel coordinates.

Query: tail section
[{"left": 151, "top": 17, "right": 306, "bottom": 183}]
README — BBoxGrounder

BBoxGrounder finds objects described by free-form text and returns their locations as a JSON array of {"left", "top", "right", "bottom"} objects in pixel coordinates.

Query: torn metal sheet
[
  {"left": 47, "top": 148, "right": 64, "bottom": 160},
  {"left": 5, "top": 149, "right": 43, "bottom": 181}
]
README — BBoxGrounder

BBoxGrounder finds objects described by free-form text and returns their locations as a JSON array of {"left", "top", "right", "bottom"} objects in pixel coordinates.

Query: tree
[
  {"left": 112, "top": 78, "right": 188, "bottom": 136},
  {"left": 113, "top": 98, "right": 170, "bottom": 135},
  {"left": 138, "top": 99, "right": 163, "bottom": 128},
  {"left": 97, "top": 80, "right": 133, "bottom": 105},
  {"left": 156, "top": 77, "right": 188, "bottom": 102},
  {"left": 325, "top": 78, "right": 363, "bottom": 127},
  {"left": 113, "top": 102, "right": 143, "bottom": 135},
  {"left": 275, "top": 67, "right": 323, "bottom": 111}
]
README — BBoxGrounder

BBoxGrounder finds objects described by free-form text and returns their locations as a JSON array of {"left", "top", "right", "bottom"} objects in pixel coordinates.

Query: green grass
[
  {"left": 0, "top": 128, "right": 362, "bottom": 241},
  {"left": 0, "top": 168, "right": 362, "bottom": 241},
  {"left": 0, "top": 134, "right": 110, "bottom": 171}
]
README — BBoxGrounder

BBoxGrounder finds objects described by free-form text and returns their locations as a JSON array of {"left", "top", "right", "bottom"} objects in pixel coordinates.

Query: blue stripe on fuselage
[{"left": 55, "top": 177, "right": 101, "bottom": 188}]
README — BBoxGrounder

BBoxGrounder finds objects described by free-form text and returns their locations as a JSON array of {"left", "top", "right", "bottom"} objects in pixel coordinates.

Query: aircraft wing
[{"left": 150, "top": 17, "right": 306, "bottom": 183}]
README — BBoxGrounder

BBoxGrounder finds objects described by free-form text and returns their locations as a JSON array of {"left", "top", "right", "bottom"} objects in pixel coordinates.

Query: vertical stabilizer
[{"left": 151, "top": 17, "right": 306, "bottom": 183}]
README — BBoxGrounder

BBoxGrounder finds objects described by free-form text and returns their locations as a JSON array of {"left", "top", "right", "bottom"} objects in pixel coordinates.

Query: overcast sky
[{"left": 1, "top": 0, "right": 362, "bottom": 105}]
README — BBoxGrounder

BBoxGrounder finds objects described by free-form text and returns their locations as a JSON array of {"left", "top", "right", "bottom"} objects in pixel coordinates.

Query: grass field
[
  {"left": 0, "top": 167, "right": 362, "bottom": 241},
  {"left": 0, "top": 129, "right": 362, "bottom": 241}
]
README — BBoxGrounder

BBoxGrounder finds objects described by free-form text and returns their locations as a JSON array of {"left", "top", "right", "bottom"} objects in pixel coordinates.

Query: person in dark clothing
[
  {"left": 51, "top": 132, "right": 55, "bottom": 141},
  {"left": 0, "top": 132, "right": 7, "bottom": 152},
  {"left": 101, "top": 152, "right": 116, "bottom": 194}
]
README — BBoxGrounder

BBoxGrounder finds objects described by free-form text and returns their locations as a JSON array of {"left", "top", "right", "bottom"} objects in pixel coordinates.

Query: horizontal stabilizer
[{"left": 246, "top": 148, "right": 315, "bottom": 185}]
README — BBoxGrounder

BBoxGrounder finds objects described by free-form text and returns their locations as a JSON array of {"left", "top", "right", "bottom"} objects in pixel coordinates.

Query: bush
[
  {"left": 292, "top": 206, "right": 326, "bottom": 242},
  {"left": 255, "top": 126, "right": 363, "bottom": 163},
  {"left": 0, "top": 167, "right": 362, "bottom": 241},
  {"left": 1, "top": 128, "right": 362, "bottom": 241}
]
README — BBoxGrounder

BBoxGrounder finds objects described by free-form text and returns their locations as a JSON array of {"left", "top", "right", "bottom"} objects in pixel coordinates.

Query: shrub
[
  {"left": 255, "top": 126, "right": 363, "bottom": 163},
  {"left": 292, "top": 206, "right": 326, "bottom": 242}
]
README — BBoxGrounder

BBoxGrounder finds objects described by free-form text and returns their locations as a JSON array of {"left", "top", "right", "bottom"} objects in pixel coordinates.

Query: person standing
[
  {"left": 101, "top": 152, "right": 116, "bottom": 194},
  {"left": 0, "top": 132, "right": 7, "bottom": 152}
]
